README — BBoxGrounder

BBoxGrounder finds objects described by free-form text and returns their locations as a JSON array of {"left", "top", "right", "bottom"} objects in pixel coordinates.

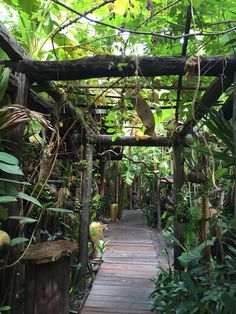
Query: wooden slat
[{"left": 81, "top": 210, "right": 172, "bottom": 314}]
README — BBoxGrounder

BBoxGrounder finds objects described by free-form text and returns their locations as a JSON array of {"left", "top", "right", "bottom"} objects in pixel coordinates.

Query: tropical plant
[{"left": 151, "top": 216, "right": 236, "bottom": 314}]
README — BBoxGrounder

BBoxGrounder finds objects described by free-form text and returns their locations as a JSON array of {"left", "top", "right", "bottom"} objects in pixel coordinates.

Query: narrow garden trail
[{"left": 81, "top": 210, "right": 171, "bottom": 314}]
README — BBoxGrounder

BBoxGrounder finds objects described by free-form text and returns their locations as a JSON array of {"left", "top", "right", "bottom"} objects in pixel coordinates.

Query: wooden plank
[
  {"left": 81, "top": 307, "right": 151, "bottom": 313},
  {"left": 2, "top": 55, "right": 236, "bottom": 81},
  {"left": 84, "top": 299, "right": 152, "bottom": 310},
  {"left": 93, "top": 276, "right": 154, "bottom": 288}
]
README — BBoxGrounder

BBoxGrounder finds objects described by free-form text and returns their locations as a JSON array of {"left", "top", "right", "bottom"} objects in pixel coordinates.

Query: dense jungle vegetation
[{"left": 0, "top": 0, "right": 236, "bottom": 313}]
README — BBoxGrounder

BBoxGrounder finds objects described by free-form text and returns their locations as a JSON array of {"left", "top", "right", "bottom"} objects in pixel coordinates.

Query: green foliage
[
  {"left": 0, "top": 306, "right": 11, "bottom": 313},
  {"left": 96, "top": 239, "right": 109, "bottom": 257},
  {"left": 0, "top": 66, "right": 11, "bottom": 103},
  {"left": 151, "top": 219, "right": 236, "bottom": 314},
  {"left": 69, "top": 261, "right": 82, "bottom": 295}
]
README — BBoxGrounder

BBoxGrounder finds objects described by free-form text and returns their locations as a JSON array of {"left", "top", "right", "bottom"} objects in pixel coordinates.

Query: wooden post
[
  {"left": 156, "top": 177, "right": 162, "bottom": 231},
  {"left": 173, "top": 143, "right": 184, "bottom": 270},
  {"left": 78, "top": 143, "right": 93, "bottom": 291},
  {"left": 99, "top": 160, "right": 105, "bottom": 198},
  {"left": 233, "top": 72, "right": 236, "bottom": 219}
]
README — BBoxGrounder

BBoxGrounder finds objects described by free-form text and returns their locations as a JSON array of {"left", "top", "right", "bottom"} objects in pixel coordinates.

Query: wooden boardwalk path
[{"left": 81, "top": 210, "right": 171, "bottom": 314}]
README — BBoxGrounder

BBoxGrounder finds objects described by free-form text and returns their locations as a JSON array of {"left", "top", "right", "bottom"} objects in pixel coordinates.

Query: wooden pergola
[{"left": 0, "top": 16, "right": 236, "bottom": 310}]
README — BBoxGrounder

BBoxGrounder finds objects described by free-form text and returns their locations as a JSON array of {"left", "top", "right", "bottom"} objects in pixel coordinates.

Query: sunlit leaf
[
  {"left": 17, "top": 192, "right": 42, "bottom": 207},
  {"left": 0, "top": 163, "right": 23, "bottom": 175},
  {"left": 47, "top": 207, "right": 73, "bottom": 213}
]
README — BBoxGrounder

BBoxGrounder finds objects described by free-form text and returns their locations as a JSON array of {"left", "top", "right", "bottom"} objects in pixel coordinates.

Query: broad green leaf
[
  {"left": 0, "top": 152, "right": 18, "bottom": 165},
  {"left": 17, "top": 192, "right": 42, "bottom": 207},
  {"left": 8, "top": 216, "right": 37, "bottom": 224},
  {"left": 0, "top": 181, "right": 18, "bottom": 196},
  {"left": 0, "top": 196, "right": 17, "bottom": 203},
  {"left": 11, "top": 237, "right": 29, "bottom": 246},
  {"left": 0, "top": 163, "right": 23, "bottom": 175},
  {"left": 0, "top": 178, "right": 30, "bottom": 185},
  {"left": 0, "top": 305, "right": 11, "bottom": 312},
  {"left": 176, "top": 301, "right": 196, "bottom": 314},
  {"left": 47, "top": 207, "right": 73, "bottom": 213},
  {"left": 214, "top": 168, "right": 228, "bottom": 180},
  {"left": 20, "top": 217, "right": 37, "bottom": 224},
  {"left": 0, "top": 67, "right": 11, "bottom": 101},
  {"left": 106, "top": 128, "right": 115, "bottom": 133}
]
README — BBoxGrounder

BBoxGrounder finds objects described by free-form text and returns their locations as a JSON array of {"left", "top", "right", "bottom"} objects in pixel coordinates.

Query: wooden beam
[
  {"left": 8, "top": 75, "right": 55, "bottom": 113},
  {"left": 179, "top": 75, "right": 233, "bottom": 137},
  {"left": 65, "top": 84, "right": 208, "bottom": 91},
  {"left": 1, "top": 55, "right": 236, "bottom": 81},
  {"left": 78, "top": 143, "right": 93, "bottom": 291},
  {"left": 0, "top": 21, "right": 64, "bottom": 104},
  {"left": 89, "top": 135, "right": 192, "bottom": 147},
  {"left": 0, "top": 21, "right": 29, "bottom": 60}
]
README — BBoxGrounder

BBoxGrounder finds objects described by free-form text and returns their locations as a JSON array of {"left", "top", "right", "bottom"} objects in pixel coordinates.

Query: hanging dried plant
[{"left": 0, "top": 104, "right": 53, "bottom": 132}]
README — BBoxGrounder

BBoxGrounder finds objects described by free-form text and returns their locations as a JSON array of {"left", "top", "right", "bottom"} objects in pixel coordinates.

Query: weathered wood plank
[
  {"left": 1, "top": 55, "right": 236, "bottom": 81},
  {"left": 81, "top": 307, "right": 151, "bottom": 313}
]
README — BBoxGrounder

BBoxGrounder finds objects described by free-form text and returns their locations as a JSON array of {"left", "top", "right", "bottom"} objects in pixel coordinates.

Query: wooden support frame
[
  {"left": 0, "top": 21, "right": 64, "bottom": 104},
  {"left": 78, "top": 143, "right": 93, "bottom": 291},
  {"left": 1, "top": 55, "right": 236, "bottom": 81},
  {"left": 173, "top": 143, "right": 184, "bottom": 270},
  {"left": 89, "top": 135, "right": 192, "bottom": 147}
]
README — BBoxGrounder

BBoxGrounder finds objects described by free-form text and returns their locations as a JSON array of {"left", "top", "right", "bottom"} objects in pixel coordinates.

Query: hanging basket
[{"left": 187, "top": 171, "right": 207, "bottom": 184}]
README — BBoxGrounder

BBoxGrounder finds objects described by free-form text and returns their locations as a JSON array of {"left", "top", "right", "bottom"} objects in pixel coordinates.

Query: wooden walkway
[{"left": 81, "top": 210, "right": 171, "bottom": 314}]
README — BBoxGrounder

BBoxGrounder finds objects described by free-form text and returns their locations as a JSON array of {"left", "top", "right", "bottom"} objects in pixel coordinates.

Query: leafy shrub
[{"left": 150, "top": 219, "right": 236, "bottom": 314}]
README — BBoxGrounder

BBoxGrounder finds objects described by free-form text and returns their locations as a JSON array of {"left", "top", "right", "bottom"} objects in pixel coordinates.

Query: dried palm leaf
[{"left": 0, "top": 104, "right": 53, "bottom": 132}]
